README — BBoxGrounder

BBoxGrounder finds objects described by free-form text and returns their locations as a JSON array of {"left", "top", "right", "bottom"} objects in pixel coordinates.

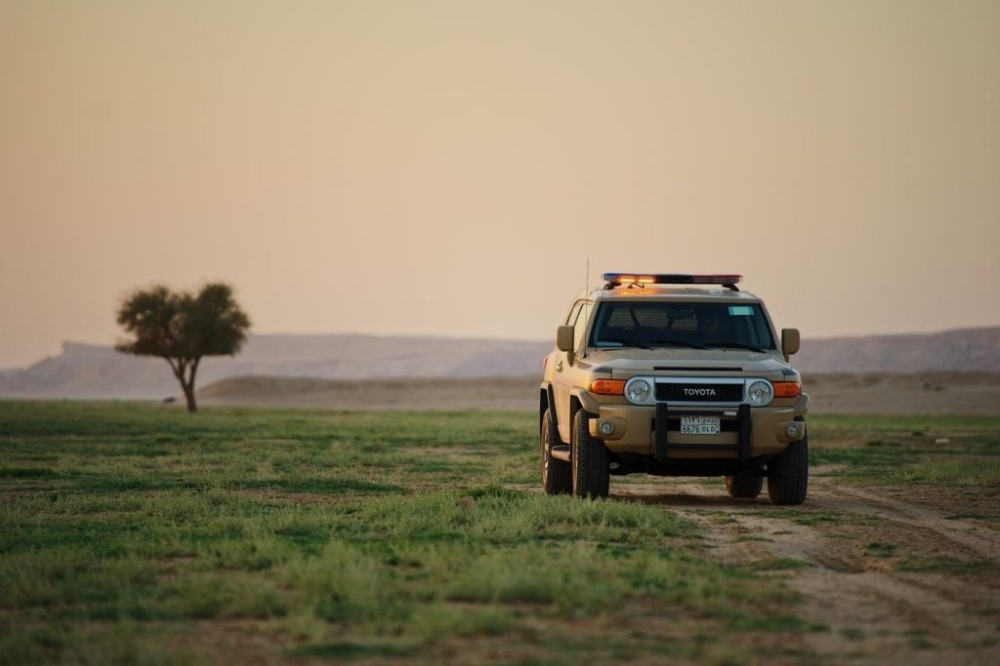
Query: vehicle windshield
[{"left": 589, "top": 301, "right": 776, "bottom": 351}]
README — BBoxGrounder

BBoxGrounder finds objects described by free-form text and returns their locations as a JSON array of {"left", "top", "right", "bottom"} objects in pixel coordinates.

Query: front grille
[{"left": 656, "top": 382, "right": 743, "bottom": 402}]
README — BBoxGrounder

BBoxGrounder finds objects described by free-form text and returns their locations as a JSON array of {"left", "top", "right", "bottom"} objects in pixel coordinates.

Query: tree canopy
[{"left": 116, "top": 282, "right": 251, "bottom": 412}]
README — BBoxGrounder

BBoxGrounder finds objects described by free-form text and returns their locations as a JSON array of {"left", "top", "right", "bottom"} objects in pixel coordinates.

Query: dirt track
[{"left": 618, "top": 475, "right": 1000, "bottom": 664}]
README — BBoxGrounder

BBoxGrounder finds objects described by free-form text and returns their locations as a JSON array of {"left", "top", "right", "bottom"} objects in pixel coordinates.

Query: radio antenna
[{"left": 582, "top": 257, "right": 591, "bottom": 359}]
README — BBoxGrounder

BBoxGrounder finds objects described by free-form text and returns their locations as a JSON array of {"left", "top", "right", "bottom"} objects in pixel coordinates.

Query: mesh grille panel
[
  {"left": 634, "top": 308, "right": 670, "bottom": 328},
  {"left": 656, "top": 383, "right": 744, "bottom": 402},
  {"left": 670, "top": 311, "right": 698, "bottom": 331},
  {"left": 607, "top": 307, "right": 635, "bottom": 329}
]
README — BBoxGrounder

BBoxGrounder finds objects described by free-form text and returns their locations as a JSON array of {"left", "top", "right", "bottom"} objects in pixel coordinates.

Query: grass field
[{"left": 1, "top": 401, "right": 998, "bottom": 665}]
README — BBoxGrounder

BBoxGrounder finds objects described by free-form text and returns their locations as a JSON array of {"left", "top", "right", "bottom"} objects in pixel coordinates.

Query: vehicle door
[{"left": 554, "top": 300, "right": 592, "bottom": 443}]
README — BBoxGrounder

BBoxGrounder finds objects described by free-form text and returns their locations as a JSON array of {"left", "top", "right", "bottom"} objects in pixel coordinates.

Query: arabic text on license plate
[{"left": 680, "top": 415, "right": 721, "bottom": 435}]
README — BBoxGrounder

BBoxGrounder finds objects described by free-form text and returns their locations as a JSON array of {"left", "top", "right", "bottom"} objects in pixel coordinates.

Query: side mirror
[
  {"left": 556, "top": 325, "right": 575, "bottom": 353},
  {"left": 781, "top": 328, "right": 801, "bottom": 358}
]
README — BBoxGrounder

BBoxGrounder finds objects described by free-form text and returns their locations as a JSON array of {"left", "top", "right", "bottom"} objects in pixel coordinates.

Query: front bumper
[{"left": 588, "top": 399, "right": 807, "bottom": 460}]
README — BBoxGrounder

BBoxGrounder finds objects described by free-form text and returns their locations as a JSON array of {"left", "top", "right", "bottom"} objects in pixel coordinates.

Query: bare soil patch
[
  {"left": 200, "top": 372, "right": 1000, "bottom": 415},
  {"left": 198, "top": 375, "right": 540, "bottom": 411},
  {"left": 802, "top": 372, "right": 1000, "bottom": 415},
  {"left": 616, "top": 476, "right": 1000, "bottom": 665}
]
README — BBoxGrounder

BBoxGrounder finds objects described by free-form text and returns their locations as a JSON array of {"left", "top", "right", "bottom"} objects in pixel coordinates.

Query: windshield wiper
[
  {"left": 704, "top": 341, "right": 768, "bottom": 353},
  {"left": 648, "top": 339, "right": 707, "bottom": 350},
  {"left": 599, "top": 337, "right": 651, "bottom": 349}
]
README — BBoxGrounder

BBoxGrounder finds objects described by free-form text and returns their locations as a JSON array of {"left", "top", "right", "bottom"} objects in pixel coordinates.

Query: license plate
[{"left": 680, "top": 415, "right": 721, "bottom": 435}]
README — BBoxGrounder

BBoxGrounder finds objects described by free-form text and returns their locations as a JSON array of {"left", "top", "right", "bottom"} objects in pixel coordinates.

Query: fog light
[
  {"left": 785, "top": 422, "right": 801, "bottom": 439},
  {"left": 599, "top": 420, "right": 615, "bottom": 436}
]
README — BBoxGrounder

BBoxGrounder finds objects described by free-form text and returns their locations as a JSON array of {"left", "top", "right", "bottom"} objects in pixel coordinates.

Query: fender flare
[
  {"left": 570, "top": 388, "right": 601, "bottom": 415},
  {"left": 540, "top": 383, "right": 558, "bottom": 431}
]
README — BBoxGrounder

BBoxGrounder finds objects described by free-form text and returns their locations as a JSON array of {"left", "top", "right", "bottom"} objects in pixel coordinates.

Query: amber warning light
[{"left": 603, "top": 273, "right": 743, "bottom": 287}]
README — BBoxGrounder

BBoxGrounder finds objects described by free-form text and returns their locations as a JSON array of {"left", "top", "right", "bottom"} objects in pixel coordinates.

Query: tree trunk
[
  {"left": 165, "top": 356, "right": 199, "bottom": 413},
  {"left": 185, "top": 358, "right": 200, "bottom": 412},
  {"left": 182, "top": 381, "right": 198, "bottom": 412}
]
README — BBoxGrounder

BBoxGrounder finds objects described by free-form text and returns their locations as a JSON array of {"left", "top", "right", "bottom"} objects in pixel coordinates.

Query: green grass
[
  {"left": 865, "top": 542, "right": 897, "bottom": 558},
  {"left": 1, "top": 403, "right": 998, "bottom": 664},
  {"left": 0, "top": 401, "right": 807, "bottom": 665},
  {"left": 808, "top": 413, "right": 1000, "bottom": 487},
  {"left": 897, "top": 556, "right": 997, "bottom": 574}
]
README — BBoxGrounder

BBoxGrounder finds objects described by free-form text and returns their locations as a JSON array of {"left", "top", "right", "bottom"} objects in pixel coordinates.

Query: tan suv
[{"left": 539, "top": 273, "right": 809, "bottom": 505}]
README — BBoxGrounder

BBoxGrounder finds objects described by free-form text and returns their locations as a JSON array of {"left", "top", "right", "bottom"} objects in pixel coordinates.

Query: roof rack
[{"left": 602, "top": 273, "right": 742, "bottom": 292}]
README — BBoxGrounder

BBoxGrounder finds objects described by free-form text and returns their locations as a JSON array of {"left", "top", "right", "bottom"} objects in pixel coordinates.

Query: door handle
[{"left": 556, "top": 360, "right": 564, "bottom": 371}]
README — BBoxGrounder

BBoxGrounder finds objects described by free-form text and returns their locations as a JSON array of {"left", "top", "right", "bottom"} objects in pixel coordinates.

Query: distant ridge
[
  {"left": 795, "top": 327, "right": 1000, "bottom": 373},
  {"left": 1, "top": 328, "right": 998, "bottom": 399},
  {"left": 0, "top": 334, "right": 550, "bottom": 399}
]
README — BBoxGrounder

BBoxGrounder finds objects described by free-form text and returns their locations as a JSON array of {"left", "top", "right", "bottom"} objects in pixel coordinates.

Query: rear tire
[
  {"left": 767, "top": 433, "right": 809, "bottom": 506},
  {"left": 540, "top": 409, "right": 571, "bottom": 495},
  {"left": 725, "top": 472, "right": 764, "bottom": 498},
  {"left": 571, "top": 410, "right": 610, "bottom": 499}
]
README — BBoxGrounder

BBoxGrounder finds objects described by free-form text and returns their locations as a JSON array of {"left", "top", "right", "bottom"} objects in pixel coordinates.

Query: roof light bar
[{"left": 603, "top": 273, "right": 743, "bottom": 290}]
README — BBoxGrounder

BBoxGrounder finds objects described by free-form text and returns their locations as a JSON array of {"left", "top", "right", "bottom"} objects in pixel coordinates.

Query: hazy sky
[{"left": 2, "top": 1, "right": 998, "bottom": 369}]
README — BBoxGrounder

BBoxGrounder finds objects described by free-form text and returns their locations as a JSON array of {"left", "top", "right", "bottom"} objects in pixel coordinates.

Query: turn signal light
[
  {"left": 773, "top": 381, "right": 802, "bottom": 398},
  {"left": 591, "top": 380, "right": 626, "bottom": 396}
]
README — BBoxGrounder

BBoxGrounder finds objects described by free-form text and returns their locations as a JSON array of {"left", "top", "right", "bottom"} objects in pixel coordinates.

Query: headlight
[
  {"left": 746, "top": 380, "right": 774, "bottom": 406},
  {"left": 625, "top": 378, "right": 653, "bottom": 405}
]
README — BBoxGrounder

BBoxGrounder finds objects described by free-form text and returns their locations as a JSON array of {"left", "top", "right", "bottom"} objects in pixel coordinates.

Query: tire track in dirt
[
  {"left": 615, "top": 475, "right": 1000, "bottom": 665},
  {"left": 812, "top": 485, "right": 1000, "bottom": 561}
]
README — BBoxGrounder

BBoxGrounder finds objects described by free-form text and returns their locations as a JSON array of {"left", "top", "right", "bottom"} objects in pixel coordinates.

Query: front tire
[
  {"left": 767, "top": 433, "right": 809, "bottom": 506},
  {"left": 571, "top": 410, "right": 610, "bottom": 499},
  {"left": 725, "top": 473, "right": 764, "bottom": 498},
  {"left": 541, "top": 409, "right": 571, "bottom": 495}
]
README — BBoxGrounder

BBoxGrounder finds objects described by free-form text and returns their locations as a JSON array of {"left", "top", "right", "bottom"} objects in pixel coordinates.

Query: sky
[{"left": 1, "top": 0, "right": 999, "bottom": 369}]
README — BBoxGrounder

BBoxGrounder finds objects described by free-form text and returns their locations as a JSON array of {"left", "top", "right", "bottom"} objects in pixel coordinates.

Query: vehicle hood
[{"left": 582, "top": 348, "right": 795, "bottom": 379}]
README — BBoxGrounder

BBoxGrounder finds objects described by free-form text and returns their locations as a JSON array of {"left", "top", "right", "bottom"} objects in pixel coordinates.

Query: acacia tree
[{"left": 116, "top": 283, "right": 251, "bottom": 412}]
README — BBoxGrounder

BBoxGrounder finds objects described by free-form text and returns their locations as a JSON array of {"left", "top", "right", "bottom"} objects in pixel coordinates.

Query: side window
[{"left": 574, "top": 302, "right": 593, "bottom": 351}]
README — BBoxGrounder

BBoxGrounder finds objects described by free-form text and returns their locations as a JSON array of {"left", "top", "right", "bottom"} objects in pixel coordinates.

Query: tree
[{"left": 116, "top": 282, "right": 251, "bottom": 412}]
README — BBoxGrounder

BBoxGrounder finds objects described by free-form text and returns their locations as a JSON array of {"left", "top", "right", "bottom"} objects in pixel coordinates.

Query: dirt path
[{"left": 614, "top": 474, "right": 1000, "bottom": 664}]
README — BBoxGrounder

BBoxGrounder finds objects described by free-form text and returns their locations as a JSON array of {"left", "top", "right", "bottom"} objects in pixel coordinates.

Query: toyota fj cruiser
[{"left": 539, "top": 273, "right": 809, "bottom": 505}]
